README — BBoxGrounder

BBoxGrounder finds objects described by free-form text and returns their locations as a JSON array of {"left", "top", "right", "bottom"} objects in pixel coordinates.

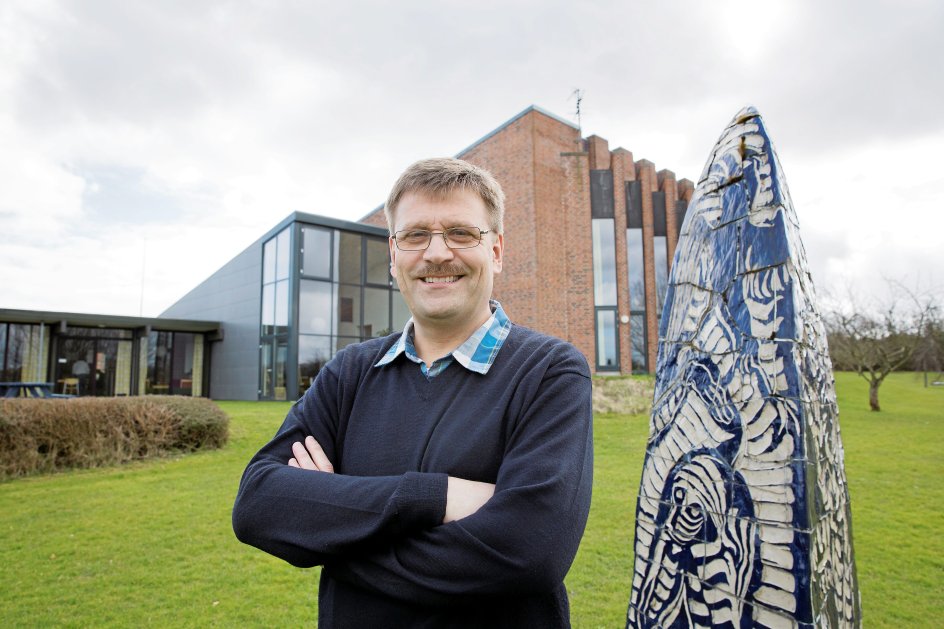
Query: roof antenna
[{"left": 570, "top": 88, "right": 584, "bottom": 135}]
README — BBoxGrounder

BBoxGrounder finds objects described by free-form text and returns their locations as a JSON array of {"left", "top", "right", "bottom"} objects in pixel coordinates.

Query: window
[
  {"left": 592, "top": 219, "right": 618, "bottom": 306},
  {"left": 301, "top": 227, "right": 331, "bottom": 278},
  {"left": 296, "top": 228, "right": 398, "bottom": 394},
  {"left": 146, "top": 331, "right": 201, "bottom": 396},
  {"left": 630, "top": 314, "right": 647, "bottom": 372},
  {"left": 626, "top": 181, "right": 648, "bottom": 373},
  {"left": 260, "top": 227, "right": 292, "bottom": 399},
  {"left": 596, "top": 310, "right": 619, "bottom": 370}
]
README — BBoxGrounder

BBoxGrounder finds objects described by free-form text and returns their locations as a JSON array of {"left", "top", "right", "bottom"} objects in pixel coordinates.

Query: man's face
[{"left": 389, "top": 189, "right": 503, "bottom": 332}]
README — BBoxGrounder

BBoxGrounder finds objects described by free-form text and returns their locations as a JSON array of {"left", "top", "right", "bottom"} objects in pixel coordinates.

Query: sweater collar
[{"left": 375, "top": 300, "right": 511, "bottom": 376}]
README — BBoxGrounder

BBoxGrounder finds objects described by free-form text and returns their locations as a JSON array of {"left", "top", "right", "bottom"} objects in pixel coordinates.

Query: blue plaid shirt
[{"left": 375, "top": 300, "right": 511, "bottom": 378}]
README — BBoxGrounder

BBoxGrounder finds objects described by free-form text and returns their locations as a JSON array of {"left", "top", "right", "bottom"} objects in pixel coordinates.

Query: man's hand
[
  {"left": 288, "top": 436, "right": 335, "bottom": 473},
  {"left": 444, "top": 477, "right": 495, "bottom": 523}
]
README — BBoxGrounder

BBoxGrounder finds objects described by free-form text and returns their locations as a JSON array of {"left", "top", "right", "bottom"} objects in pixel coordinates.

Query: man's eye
[
  {"left": 401, "top": 230, "right": 429, "bottom": 241},
  {"left": 447, "top": 228, "right": 476, "bottom": 240}
]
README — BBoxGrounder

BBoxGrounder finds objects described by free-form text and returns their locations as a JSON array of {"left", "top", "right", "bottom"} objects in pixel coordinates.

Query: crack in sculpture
[{"left": 627, "top": 107, "right": 861, "bottom": 628}]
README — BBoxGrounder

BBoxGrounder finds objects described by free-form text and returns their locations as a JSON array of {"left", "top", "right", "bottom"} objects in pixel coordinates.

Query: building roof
[{"left": 0, "top": 308, "right": 222, "bottom": 334}]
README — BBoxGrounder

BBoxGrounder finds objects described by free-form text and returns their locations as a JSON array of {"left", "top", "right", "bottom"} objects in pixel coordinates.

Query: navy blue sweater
[{"left": 232, "top": 325, "right": 593, "bottom": 628}]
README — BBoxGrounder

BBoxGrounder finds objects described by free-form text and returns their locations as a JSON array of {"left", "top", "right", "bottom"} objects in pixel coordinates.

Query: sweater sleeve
[
  {"left": 326, "top": 350, "right": 594, "bottom": 605},
  {"left": 231, "top": 350, "right": 449, "bottom": 568}
]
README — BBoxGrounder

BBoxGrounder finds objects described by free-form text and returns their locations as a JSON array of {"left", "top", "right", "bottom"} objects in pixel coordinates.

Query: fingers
[
  {"left": 305, "top": 436, "right": 335, "bottom": 473},
  {"left": 288, "top": 436, "right": 335, "bottom": 473},
  {"left": 291, "top": 441, "right": 318, "bottom": 470}
]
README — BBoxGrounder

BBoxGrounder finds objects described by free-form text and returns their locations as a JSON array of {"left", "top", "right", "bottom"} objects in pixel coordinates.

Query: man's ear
[
  {"left": 491, "top": 233, "right": 504, "bottom": 274},
  {"left": 388, "top": 236, "right": 398, "bottom": 279}
]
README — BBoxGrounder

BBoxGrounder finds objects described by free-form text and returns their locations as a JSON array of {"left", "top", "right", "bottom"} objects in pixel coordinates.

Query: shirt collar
[{"left": 375, "top": 300, "right": 511, "bottom": 375}]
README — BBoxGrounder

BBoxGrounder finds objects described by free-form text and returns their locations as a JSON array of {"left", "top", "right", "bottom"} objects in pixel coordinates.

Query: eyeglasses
[{"left": 393, "top": 226, "right": 490, "bottom": 251}]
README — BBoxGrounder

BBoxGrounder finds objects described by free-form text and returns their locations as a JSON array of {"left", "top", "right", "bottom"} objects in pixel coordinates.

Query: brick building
[{"left": 361, "top": 106, "right": 693, "bottom": 375}]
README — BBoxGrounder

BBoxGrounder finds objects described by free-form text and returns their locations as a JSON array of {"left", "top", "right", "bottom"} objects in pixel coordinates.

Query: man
[{"left": 233, "top": 158, "right": 593, "bottom": 627}]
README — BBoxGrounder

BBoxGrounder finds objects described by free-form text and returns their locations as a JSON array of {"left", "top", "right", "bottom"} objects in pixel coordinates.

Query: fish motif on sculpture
[{"left": 626, "top": 107, "right": 861, "bottom": 628}]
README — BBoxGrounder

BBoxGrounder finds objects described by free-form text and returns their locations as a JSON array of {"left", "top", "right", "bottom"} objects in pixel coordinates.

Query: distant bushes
[
  {"left": 592, "top": 375, "right": 654, "bottom": 416},
  {"left": 0, "top": 396, "right": 229, "bottom": 480}
]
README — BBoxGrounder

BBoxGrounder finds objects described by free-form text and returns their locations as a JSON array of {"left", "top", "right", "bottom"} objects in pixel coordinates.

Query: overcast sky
[{"left": 2, "top": 0, "right": 941, "bottom": 317}]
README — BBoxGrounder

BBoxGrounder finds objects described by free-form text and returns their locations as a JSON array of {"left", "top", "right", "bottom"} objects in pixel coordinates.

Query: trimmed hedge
[{"left": 0, "top": 396, "right": 229, "bottom": 480}]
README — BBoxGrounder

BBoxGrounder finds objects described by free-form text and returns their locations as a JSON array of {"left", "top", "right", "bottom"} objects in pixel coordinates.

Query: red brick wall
[{"left": 659, "top": 169, "right": 679, "bottom": 268}]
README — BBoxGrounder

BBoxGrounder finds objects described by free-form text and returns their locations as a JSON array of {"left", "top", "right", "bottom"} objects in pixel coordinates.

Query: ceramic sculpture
[{"left": 626, "top": 107, "right": 861, "bottom": 628}]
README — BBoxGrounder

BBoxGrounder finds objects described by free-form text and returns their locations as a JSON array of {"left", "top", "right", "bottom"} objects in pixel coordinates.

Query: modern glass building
[{"left": 162, "top": 212, "right": 409, "bottom": 401}]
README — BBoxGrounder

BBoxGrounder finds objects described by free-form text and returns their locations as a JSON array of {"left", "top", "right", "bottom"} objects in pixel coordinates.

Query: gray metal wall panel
[{"left": 161, "top": 242, "right": 263, "bottom": 400}]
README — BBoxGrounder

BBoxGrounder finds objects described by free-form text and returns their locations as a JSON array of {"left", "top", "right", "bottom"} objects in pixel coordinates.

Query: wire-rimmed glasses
[{"left": 393, "top": 226, "right": 489, "bottom": 251}]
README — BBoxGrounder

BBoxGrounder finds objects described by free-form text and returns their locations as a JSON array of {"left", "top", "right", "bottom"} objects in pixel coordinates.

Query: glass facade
[
  {"left": 292, "top": 223, "right": 406, "bottom": 397},
  {"left": 0, "top": 319, "right": 207, "bottom": 398}
]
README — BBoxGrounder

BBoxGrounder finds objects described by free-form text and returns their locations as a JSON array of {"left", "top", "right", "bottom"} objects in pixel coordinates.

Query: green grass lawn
[{"left": 0, "top": 373, "right": 940, "bottom": 627}]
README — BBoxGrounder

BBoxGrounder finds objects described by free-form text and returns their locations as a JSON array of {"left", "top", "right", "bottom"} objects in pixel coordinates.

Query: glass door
[{"left": 55, "top": 336, "right": 132, "bottom": 396}]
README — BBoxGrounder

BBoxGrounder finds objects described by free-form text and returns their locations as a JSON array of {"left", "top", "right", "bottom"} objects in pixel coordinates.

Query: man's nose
[{"left": 423, "top": 233, "right": 455, "bottom": 263}]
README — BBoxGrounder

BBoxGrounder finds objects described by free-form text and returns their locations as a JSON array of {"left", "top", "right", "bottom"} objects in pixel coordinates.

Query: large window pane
[
  {"left": 654, "top": 235, "right": 668, "bottom": 314},
  {"left": 260, "top": 339, "right": 273, "bottom": 398},
  {"left": 299, "top": 280, "right": 333, "bottom": 334},
  {"left": 298, "top": 335, "right": 331, "bottom": 394},
  {"left": 337, "top": 232, "right": 362, "bottom": 284},
  {"left": 261, "top": 283, "right": 275, "bottom": 336},
  {"left": 592, "top": 218, "right": 617, "bottom": 306},
  {"left": 147, "top": 331, "right": 172, "bottom": 394},
  {"left": 302, "top": 226, "right": 331, "bottom": 278},
  {"left": 630, "top": 314, "right": 647, "bottom": 373},
  {"left": 365, "top": 238, "right": 390, "bottom": 285},
  {"left": 276, "top": 228, "right": 291, "bottom": 280},
  {"left": 274, "top": 339, "right": 288, "bottom": 401},
  {"left": 596, "top": 310, "right": 619, "bottom": 370},
  {"left": 337, "top": 284, "right": 362, "bottom": 337},
  {"left": 627, "top": 229, "right": 645, "bottom": 311},
  {"left": 263, "top": 238, "right": 276, "bottom": 284},
  {"left": 0, "top": 324, "right": 7, "bottom": 380},
  {"left": 171, "top": 332, "right": 195, "bottom": 396},
  {"left": 363, "top": 287, "right": 390, "bottom": 338},
  {"left": 274, "top": 279, "right": 289, "bottom": 335},
  {"left": 3, "top": 324, "right": 25, "bottom": 381}
]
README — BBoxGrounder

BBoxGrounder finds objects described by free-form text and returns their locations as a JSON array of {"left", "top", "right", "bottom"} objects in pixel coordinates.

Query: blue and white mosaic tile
[{"left": 626, "top": 107, "right": 861, "bottom": 629}]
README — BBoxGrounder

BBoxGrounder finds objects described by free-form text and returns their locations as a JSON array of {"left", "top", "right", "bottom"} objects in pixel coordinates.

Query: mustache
[{"left": 411, "top": 263, "right": 467, "bottom": 278}]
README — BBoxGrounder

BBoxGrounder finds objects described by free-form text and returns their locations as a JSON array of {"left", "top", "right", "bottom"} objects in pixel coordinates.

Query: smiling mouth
[{"left": 421, "top": 276, "right": 461, "bottom": 284}]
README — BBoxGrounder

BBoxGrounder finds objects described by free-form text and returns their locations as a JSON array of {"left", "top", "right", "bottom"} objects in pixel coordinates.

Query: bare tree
[
  {"left": 824, "top": 282, "right": 940, "bottom": 411},
  {"left": 912, "top": 314, "right": 944, "bottom": 386}
]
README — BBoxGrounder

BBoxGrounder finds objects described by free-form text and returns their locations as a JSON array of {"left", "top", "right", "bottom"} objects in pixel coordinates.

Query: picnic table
[{"left": 0, "top": 382, "right": 74, "bottom": 399}]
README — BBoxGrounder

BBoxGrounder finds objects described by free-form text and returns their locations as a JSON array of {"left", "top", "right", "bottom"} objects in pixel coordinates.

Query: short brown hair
[{"left": 384, "top": 158, "right": 505, "bottom": 234}]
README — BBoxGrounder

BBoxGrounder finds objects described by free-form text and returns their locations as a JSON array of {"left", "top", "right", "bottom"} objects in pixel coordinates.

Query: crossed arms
[
  {"left": 232, "top": 345, "right": 593, "bottom": 605},
  {"left": 290, "top": 435, "right": 496, "bottom": 524}
]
